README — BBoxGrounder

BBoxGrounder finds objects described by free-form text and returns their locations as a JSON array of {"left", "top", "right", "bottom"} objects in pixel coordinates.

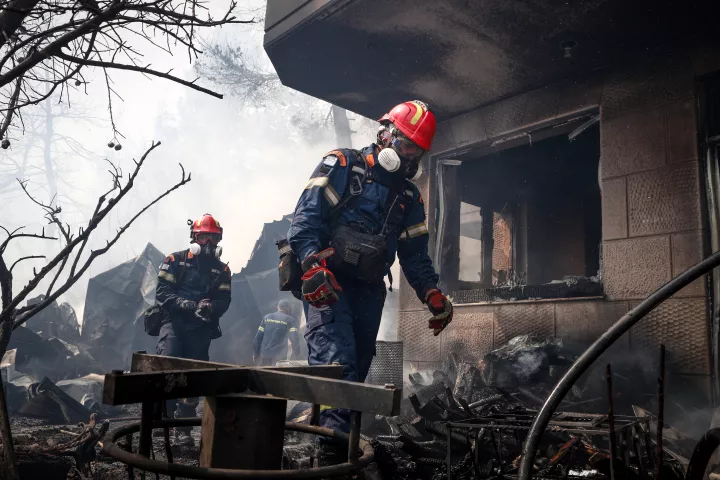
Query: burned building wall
[{"left": 398, "top": 47, "right": 720, "bottom": 405}]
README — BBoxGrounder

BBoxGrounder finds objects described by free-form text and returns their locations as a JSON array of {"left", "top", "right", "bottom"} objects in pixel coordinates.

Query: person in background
[
  {"left": 155, "top": 213, "right": 232, "bottom": 446},
  {"left": 253, "top": 298, "right": 301, "bottom": 366}
]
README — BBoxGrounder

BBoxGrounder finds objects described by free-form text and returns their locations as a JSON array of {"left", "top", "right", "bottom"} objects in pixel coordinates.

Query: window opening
[{"left": 438, "top": 123, "right": 602, "bottom": 303}]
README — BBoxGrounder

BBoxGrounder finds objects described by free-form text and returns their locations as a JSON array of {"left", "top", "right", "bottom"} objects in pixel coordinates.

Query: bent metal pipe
[{"left": 518, "top": 250, "right": 720, "bottom": 480}]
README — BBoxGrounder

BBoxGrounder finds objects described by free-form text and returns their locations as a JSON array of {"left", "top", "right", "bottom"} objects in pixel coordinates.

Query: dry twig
[
  {"left": 0, "top": 141, "right": 190, "bottom": 479},
  {"left": 0, "top": 0, "right": 255, "bottom": 140}
]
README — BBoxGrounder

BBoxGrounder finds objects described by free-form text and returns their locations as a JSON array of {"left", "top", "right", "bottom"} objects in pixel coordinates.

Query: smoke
[
  {"left": 514, "top": 350, "right": 547, "bottom": 381},
  {"left": 0, "top": 0, "right": 379, "bottom": 323}
]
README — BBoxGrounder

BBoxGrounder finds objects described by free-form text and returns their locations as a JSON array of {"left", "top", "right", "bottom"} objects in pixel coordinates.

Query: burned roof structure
[
  {"left": 210, "top": 214, "right": 304, "bottom": 366},
  {"left": 81, "top": 242, "right": 164, "bottom": 372}
]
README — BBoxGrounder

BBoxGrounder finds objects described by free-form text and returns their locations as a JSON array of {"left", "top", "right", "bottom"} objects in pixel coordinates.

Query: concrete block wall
[
  {"left": 398, "top": 49, "right": 719, "bottom": 402},
  {"left": 599, "top": 55, "right": 709, "bottom": 392},
  {"left": 399, "top": 298, "right": 629, "bottom": 369}
]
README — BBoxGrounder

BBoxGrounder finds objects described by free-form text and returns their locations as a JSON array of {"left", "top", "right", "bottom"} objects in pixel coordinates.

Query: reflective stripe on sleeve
[
  {"left": 258, "top": 326, "right": 264, "bottom": 332},
  {"left": 399, "top": 222, "right": 429, "bottom": 240},
  {"left": 158, "top": 271, "right": 176, "bottom": 283},
  {"left": 304, "top": 176, "right": 339, "bottom": 206},
  {"left": 305, "top": 177, "right": 329, "bottom": 189},
  {"left": 218, "top": 283, "right": 231, "bottom": 291},
  {"left": 323, "top": 184, "right": 340, "bottom": 206},
  {"left": 289, "top": 328, "right": 298, "bottom": 332},
  {"left": 320, "top": 405, "right": 335, "bottom": 412}
]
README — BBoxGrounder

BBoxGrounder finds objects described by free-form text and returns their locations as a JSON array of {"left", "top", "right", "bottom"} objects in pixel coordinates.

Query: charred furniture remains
[{"left": 100, "top": 353, "right": 402, "bottom": 478}]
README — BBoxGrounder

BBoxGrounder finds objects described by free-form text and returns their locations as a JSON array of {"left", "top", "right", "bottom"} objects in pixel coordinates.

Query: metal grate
[
  {"left": 366, "top": 341, "right": 403, "bottom": 388},
  {"left": 399, "top": 310, "right": 441, "bottom": 362}
]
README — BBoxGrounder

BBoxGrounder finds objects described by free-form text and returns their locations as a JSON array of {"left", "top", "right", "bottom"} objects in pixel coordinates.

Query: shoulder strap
[
  {"left": 326, "top": 149, "right": 367, "bottom": 222},
  {"left": 176, "top": 250, "right": 189, "bottom": 286}
]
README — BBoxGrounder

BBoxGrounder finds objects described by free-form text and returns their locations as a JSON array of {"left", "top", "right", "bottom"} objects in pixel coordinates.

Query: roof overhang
[{"left": 264, "top": 0, "right": 716, "bottom": 122}]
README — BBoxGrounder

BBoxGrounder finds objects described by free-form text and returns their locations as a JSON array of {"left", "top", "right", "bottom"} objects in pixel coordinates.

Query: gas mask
[
  {"left": 190, "top": 233, "right": 222, "bottom": 258},
  {"left": 376, "top": 125, "right": 425, "bottom": 181},
  {"left": 377, "top": 147, "right": 424, "bottom": 181},
  {"left": 190, "top": 243, "right": 222, "bottom": 258}
]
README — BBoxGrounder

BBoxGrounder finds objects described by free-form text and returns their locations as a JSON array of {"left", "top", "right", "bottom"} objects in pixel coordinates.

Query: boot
[{"left": 174, "top": 427, "right": 195, "bottom": 447}]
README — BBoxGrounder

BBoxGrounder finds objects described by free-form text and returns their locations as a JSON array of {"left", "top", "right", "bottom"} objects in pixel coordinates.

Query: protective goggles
[
  {"left": 391, "top": 135, "right": 426, "bottom": 161},
  {"left": 194, "top": 233, "right": 221, "bottom": 245}
]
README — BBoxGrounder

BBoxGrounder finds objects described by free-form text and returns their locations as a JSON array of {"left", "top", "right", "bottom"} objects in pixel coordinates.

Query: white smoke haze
[{"left": 0, "top": 0, "right": 393, "bottom": 337}]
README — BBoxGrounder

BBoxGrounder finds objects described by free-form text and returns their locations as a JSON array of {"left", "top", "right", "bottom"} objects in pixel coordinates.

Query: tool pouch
[
  {"left": 329, "top": 225, "right": 388, "bottom": 283},
  {"left": 277, "top": 238, "right": 303, "bottom": 292},
  {"left": 143, "top": 304, "right": 164, "bottom": 336}
]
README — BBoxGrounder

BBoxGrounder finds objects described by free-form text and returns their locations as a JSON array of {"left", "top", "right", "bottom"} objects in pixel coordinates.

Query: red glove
[
  {"left": 424, "top": 288, "right": 453, "bottom": 336},
  {"left": 301, "top": 249, "right": 342, "bottom": 308}
]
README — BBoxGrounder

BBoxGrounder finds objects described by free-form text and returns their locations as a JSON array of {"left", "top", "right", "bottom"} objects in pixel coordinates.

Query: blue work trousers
[
  {"left": 303, "top": 279, "right": 386, "bottom": 436},
  {"left": 156, "top": 320, "right": 212, "bottom": 418}
]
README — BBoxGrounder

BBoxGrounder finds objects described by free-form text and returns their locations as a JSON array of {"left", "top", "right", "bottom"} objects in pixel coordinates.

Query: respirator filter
[{"left": 377, "top": 148, "right": 401, "bottom": 172}]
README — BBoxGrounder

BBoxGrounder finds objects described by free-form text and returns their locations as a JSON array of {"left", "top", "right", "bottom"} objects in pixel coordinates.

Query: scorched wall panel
[{"left": 398, "top": 48, "right": 710, "bottom": 391}]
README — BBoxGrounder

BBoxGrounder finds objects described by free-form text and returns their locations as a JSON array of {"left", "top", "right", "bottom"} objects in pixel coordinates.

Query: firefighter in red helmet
[
  {"left": 286, "top": 101, "right": 452, "bottom": 464},
  {"left": 154, "top": 213, "right": 232, "bottom": 446}
]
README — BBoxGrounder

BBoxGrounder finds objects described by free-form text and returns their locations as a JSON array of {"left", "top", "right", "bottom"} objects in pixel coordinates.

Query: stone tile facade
[{"left": 398, "top": 49, "right": 713, "bottom": 404}]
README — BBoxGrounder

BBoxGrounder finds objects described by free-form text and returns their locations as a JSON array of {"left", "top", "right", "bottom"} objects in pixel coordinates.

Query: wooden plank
[
  {"left": 103, "top": 369, "right": 250, "bottom": 405},
  {"left": 130, "top": 353, "right": 343, "bottom": 379},
  {"left": 248, "top": 369, "right": 402, "bottom": 416},
  {"left": 104, "top": 367, "right": 401, "bottom": 416}
]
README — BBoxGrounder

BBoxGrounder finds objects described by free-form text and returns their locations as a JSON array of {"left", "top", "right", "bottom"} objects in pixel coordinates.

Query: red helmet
[
  {"left": 190, "top": 213, "right": 223, "bottom": 240},
  {"left": 379, "top": 100, "right": 436, "bottom": 151}
]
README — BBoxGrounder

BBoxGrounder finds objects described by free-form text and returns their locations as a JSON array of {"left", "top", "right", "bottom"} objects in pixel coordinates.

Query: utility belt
[
  {"left": 277, "top": 225, "right": 388, "bottom": 291},
  {"left": 328, "top": 225, "right": 388, "bottom": 284}
]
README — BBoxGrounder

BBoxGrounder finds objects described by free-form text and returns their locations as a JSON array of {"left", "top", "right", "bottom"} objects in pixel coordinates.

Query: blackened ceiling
[{"left": 264, "top": 0, "right": 716, "bottom": 121}]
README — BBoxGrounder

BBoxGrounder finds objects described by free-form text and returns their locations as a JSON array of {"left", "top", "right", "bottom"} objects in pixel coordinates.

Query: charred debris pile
[
  {"left": 358, "top": 335, "right": 701, "bottom": 480},
  {"left": 3, "top": 295, "right": 136, "bottom": 426}
]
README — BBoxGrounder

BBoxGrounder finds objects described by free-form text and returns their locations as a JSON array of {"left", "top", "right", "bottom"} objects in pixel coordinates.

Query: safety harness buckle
[{"left": 349, "top": 175, "right": 363, "bottom": 196}]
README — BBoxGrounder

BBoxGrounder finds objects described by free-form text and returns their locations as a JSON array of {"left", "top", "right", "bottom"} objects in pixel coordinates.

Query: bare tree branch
[
  {"left": 0, "top": 0, "right": 256, "bottom": 140},
  {"left": 16, "top": 153, "right": 191, "bottom": 329},
  {"left": 0, "top": 140, "right": 162, "bottom": 320},
  {"left": 0, "top": 73, "right": 23, "bottom": 139},
  {"left": 56, "top": 49, "right": 224, "bottom": 98},
  {"left": 9, "top": 254, "right": 44, "bottom": 272},
  {"left": 0, "top": 229, "right": 57, "bottom": 254}
]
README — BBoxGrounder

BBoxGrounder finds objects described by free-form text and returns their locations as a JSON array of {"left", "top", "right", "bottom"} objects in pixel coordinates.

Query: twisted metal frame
[{"left": 100, "top": 418, "right": 374, "bottom": 479}]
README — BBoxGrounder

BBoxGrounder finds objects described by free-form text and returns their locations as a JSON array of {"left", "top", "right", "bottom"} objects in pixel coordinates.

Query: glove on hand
[
  {"left": 176, "top": 298, "right": 197, "bottom": 311},
  {"left": 424, "top": 289, "right": 453, "bottom": 336},
  {"left": 301, "top": 248, "right": 342, "bottom": 308},
  {"left": 195, "top": 299, "right": 213, "bottom": 321}
]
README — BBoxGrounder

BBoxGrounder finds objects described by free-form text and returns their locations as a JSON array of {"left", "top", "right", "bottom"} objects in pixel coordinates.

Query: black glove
[
  {"left": 195, "top": 299, "right": 213, "bottom": 321},
  {"left": 176, "top": 298, "right": 197, "bottom": 311}
]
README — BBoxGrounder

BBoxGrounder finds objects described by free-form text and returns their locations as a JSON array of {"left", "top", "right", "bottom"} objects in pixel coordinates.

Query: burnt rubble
[
  {"left": 0, "top": 292, "right": 712, "bottom": 480},
  {"left": 357, "top": 335, "right": 697, "bottom": 480}
]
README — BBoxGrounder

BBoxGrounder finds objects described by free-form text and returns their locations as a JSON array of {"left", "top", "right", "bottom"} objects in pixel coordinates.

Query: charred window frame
[
  {"left": 699, "top": 72, "right": 720, "bottom": 402},
  {"left": 434, "top": 117, "right": 602, "bottom": 304}
]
